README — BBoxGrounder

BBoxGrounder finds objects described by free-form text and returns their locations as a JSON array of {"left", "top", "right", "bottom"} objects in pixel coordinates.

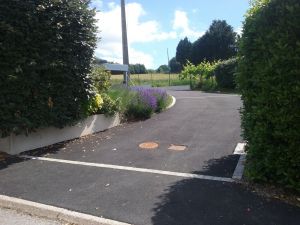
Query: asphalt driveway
[
  {"left": 0, "top": 88, "right": 299, "bottom": 225},
  {"left": 25, "top": 89, "right": 242, "bottom": 177}
]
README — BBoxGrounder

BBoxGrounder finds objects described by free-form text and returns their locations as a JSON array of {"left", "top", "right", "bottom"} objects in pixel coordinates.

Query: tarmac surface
[{"left": 0, "top": 87, "right": 299, "bottom": 225}]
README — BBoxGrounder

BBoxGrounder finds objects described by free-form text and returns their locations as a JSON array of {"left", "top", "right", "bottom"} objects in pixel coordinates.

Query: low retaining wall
[{"left": 0, "top": 114, "right": 120, "bottom": 155}]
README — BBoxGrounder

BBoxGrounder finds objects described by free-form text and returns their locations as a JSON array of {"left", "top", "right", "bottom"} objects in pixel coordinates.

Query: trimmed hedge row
[
  {"left": 215, "top": 58, "right": 237, "bottom": 90},
  {"left": 0, "top": 0, "right": 97, "bottom": 137},
  {"left": 237, "top": 0, "right": 300, "bottom": 190}
]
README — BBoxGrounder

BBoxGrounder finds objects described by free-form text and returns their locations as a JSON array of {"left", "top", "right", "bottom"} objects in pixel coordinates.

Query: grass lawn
[{"left": 110, "top": 73, "right": 190, "bottom": 87}]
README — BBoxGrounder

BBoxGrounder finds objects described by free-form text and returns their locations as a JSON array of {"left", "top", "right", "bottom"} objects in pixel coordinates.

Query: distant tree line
[
  {"left": 129, "top": 64, "right": 147, "bottom": 74},
  {"left": 171, "top": 20, "right": 237, "bottom": 72},
  {"left": 93, "top": 59, "right": 147, "bottom": 74}
]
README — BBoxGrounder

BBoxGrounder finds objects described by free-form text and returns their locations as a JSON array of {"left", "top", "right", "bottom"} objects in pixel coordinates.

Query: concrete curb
[
  {"left": 232, "top": 143, "right": 247, "bottom": 180},
  {"left": 166, "top": 95, "right": 176, "bottom": 110},
  {"left": 0, "top": 195, "right": 131, "bottom": 225}
]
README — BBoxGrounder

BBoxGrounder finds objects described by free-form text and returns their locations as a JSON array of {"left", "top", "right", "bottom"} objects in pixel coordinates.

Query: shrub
[
  {"left": 0, "top": 0, "right": 97, "bottom": 137},
  {"left": 99, "top": 93, "right": 121, "bottom": 116},
  {"left": 125, "top": 102, "right": 153, "bottom": 120},
  {"left": 202, "top": 77, "right": 218, "bottom": 92},
  {"left": 180, "top": 61, "right": 218, "bottom": 90},
  {"left": 236, "top": 0, "right": 300, "bottom": 190},
  {"left": 85, "top": 94, "right": 103, "bottom": 115},
  {"left": 90, "top": 67, "right": 112, "bottom": 93},
  {"left": 108, "top": 88, "right": 136, "bottom": 113},
  {"left": 215, "top": 58, "right": 237, "bottom": 89},
  {"left": 125, "top": 87, "right": 169, "bottom": 120}
]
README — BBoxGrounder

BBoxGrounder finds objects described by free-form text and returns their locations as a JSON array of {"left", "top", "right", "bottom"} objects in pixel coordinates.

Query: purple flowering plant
[
  {"left": 125, "top": 87, "right": 168, "bottom": 119},
  {"left": 131, "top": 87, "right": 167, "bottom": 111}
]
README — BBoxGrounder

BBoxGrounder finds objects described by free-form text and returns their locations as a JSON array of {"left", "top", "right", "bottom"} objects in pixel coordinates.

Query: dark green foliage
[
  {"left": 176, "top": 37, "right": 192, "bottom": 67},
  {"left": 169, "top": 57, "right": 181, "bottom": 73},
  {"left": 156, "top": 65, "right": 170, "bottom": 74},
  {"left": 236, "top": 0, "right": 300, "bottom": 190},
  {"left": 93, "top": 58, "right": 108, "bottom": 65},
  {"left": 215, "top": 58, "right": 237, "bottom": 89},
  {"left": 125, "top": 103, "right": 153, "bottom": 120},
  {"left": 0, "top": 0, "right": 97, "bottom": 137},
  {"left": 191, "top": 20, "right": 237, "bottom": 64},
  {"left": 129, "top": 64, "right": 147, "bottom": 74}
]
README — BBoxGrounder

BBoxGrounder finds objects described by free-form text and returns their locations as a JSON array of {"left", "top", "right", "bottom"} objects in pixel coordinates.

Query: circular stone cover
[{"left": 139, "top": 142, "right": 159, "bottom": 149}]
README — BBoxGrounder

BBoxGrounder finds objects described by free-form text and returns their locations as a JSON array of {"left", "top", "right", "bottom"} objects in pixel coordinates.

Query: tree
[
  {"left": 156, "top": 65, "right": 170, "bottom": 74},
  {"left": 169, "top": 57, "right": 181, "bottom": 73},
  {"left": 176, "top": 37, "right": 192, "bottom": 67},
  {"left": 129, "top": 64, "right": 147, "bottom": 74},
  {"left": 191, "top": 20, "right": 237, "bottom": 64},
  {"left": 93, "top": 57, "right": 108, "bottom": 65}
]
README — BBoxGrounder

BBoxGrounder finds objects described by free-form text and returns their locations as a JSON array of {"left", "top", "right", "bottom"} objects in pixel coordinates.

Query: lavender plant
[{"left": 126, "top": 87, "right": 168, "bottom": 119}]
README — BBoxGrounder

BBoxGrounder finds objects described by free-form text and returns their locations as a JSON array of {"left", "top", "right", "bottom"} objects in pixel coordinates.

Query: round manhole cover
[
  {"left": 168, "top": 144, "right": 187, "bottom": 151},
  {"left": 139, "top": 142, "right": 159, "bottom": 149}
]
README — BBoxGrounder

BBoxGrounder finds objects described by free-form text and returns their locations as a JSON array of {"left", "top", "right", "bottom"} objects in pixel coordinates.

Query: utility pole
[
  {"left": 121, "top": 0, "right": 130, "bottom": 85},
  {"left": 167, "top": 48, "right": 170, "bottom": 86}
]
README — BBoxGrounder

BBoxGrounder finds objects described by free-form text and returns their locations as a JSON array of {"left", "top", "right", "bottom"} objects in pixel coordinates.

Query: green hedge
[
  {"left": 237, "top": 0, "right": 300, "bottom": 190},
  {"left": 215, "top": 58, "right": 237, "bottom": 89},
  {"left": 0, "top": 0, "right": 97, "bottom": 137}
]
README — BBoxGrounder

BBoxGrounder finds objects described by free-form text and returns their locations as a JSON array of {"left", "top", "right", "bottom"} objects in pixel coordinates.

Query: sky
[{"left": 91, "top": 0, "right": 250, "bottom": 69}]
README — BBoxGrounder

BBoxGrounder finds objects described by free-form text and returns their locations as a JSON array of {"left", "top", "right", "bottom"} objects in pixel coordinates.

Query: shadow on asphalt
[
  {"left": 196, "top": 155, "right": 240, "bottom": 178},
  {"left": 21, "top": 142, "right": 65, "bottom": 157},
  {"left": 0, "top": 155, "right": 28, "bottom": 171},
  {"left": 151, "top": 177, "right": 300, "bottom": 225},
  {"left": 0, "top": 141, "right": 68, "bottom": 171}
]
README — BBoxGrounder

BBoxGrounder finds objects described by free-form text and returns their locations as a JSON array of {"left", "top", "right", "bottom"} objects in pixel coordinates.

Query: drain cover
[
  {"left": 168, "top": 144, "right": 187, "bottom": 151},
  {"left": 139, "top": 142, "right": 159, "bottom": 149}
]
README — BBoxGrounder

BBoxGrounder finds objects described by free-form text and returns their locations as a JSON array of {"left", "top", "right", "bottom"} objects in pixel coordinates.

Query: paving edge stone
[
  {"left": 0, "top": 195, "right": 131, "bottom": 225},
  {"left": 166, "top": 95, "right": 176, "bottom": 110}
]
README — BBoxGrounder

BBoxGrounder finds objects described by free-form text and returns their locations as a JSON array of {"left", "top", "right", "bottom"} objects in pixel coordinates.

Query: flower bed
[{"left": 125, "top": 87, "right": 171, "bottom": 120}]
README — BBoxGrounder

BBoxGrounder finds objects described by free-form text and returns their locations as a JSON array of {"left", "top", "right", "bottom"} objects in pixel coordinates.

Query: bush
[
  {"left": 0, "top": 0, "right": 97, "bottom": 137},
  {"left": 125, "top": 102, "right": 153, "bottom": 120},
  {"left": 202, "top": 77, "right": 218, "bottom": 92},
  {"left": 125, "top": 87, "right": 169, "bottom": 120},
  {"left": 85, "top": 94, "right": 103, "bottom": 115},
  {"left": 236, "top": 0, "right": 300, "bottom": 190},
  {"left": 99, "top": 93, "right": 121, "bottom": 116},
  {"left": 180, "top": 61, "right": 218, "bottom": 90},
  {"left": 215, "top": 58, "right": 237, "bottom": 89},
  {"left": 90, "top": 67, "right": 112, "bottom": 93}
]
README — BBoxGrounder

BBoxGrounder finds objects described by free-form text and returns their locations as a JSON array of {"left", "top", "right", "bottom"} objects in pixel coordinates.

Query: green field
[{"left": 111, "top": 73, "right": 190, "bottom": 87}]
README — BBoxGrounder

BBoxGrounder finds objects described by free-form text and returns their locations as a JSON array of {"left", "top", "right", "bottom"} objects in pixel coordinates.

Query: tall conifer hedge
[
  {"left": 237, "top": 0, "right": 300, "bottom": 190},
  {"left": 0, "top": 0, "right": 97, "bottom": 137}
]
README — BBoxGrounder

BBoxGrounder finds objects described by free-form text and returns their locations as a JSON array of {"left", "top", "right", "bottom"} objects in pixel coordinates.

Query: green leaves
[
  {"left": 237, "top": 0, "right": 300, "bottom": 191},
  {"left": 180, "top": 61, "right": 219, "bottom": 90},
  {"left": 176, "top": 37, "right": 192, "bottom": 68},
  {"left": 215, "top": 58, "right": 237, "bottom": 89},
  {"left": 191, "top": 20, "right": 237, "bottom": 65},
  {"left": 0, "top": 0, "right": 97, "bottom": 137}
]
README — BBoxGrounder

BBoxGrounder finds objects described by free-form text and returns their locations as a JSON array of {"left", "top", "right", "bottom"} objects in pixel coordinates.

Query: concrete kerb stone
[
  {"left": 232, "top": 143, "right": 247, "bottom": 180},
  {"left": 166, "top": 95, "right": 176, "bottom": 110},
  {"left": 0, "top": 195, "right": 131, "bottom": 225}
]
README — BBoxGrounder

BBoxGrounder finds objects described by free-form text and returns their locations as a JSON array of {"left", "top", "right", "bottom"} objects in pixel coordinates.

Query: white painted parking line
[
  {"left": 232, "top": 143, "right": 247, "bottom": 180},
  {"left": 22, "top": 155, "right": 234, "bottom": 183}
]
